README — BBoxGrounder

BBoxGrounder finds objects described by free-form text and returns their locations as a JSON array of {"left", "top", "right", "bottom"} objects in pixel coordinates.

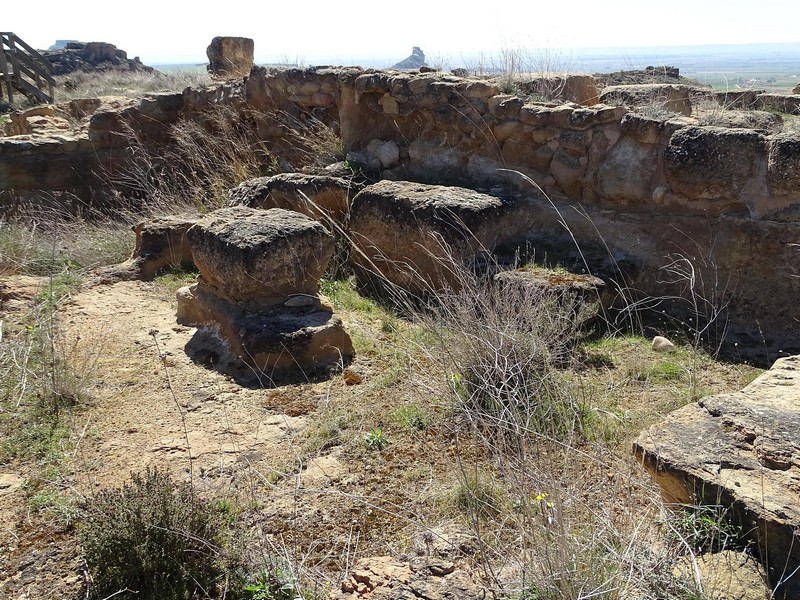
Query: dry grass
[{"left": 54, "top": 68, "right": 212, "bottom": 102}]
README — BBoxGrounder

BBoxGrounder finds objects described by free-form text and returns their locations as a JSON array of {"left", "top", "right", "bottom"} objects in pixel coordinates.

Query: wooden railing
[{"left": 0, "top": 32, "right": 55, "bottom": 105}]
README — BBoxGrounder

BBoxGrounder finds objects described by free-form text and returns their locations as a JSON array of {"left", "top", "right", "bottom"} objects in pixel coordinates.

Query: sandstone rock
[
  {"left": 228, "top": 173, "right": 354, "bottom": 224},
  {"left": 348, "top": 181, "right": 535, "bottom": 295},
  {"left": 673, "top": 550, "right": 771, "bottom": 600},
  {"left": 651, "top": 336, "right": 675, "bottom": 351},
  {"left": 600, "top": 84, "right": 695, "bottom": 116},
  {"left": 793, "top": 84, "right": 800, "bottom": 95},
  {"left": 712, "top": 90, "right": 763, "bottom": 110},
  {"left": 700, "top": 110, "right": 783, "bottom": 133},
  {"left": 766, "top": 132, "right": 800, "bottom": 219},
  {"left": 494, "top": 267, "right": 608, "bottom": 326},
  {"left": 187, "top": 206, "right": 333, "bottom": 304},
  {"left": 206, "top": 36, "right": 254, "bottom": 79},
  {"left": 366, "top": 139, "right": 401, "bottom": 169},
  {"left": 518, "top": 74, "right": 599, "bottom": 106},
  {"left": 633, "top": 355, "right": 800, "bottom": 598},
  {"left": 755, "top": 93, "right": 800, "bottom": 115},
  {"left": 177, "top": 205, "right": 352, "bottom": 379},
  {"left": 597, "top": 137, "right": 658, "bottom": 203},
  {"left": 664, "top": 126, "right": 767, "bottom": 215},
  {"left": 176, "top": 283, "right": 353, "bottom": 377},
  {"left": 330, "top": 556, "right": 485, "bottom": 600}
]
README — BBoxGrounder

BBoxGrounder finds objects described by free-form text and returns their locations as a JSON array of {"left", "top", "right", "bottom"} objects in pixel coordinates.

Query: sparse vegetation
[
  {"left": 0, "top": 63, "right": 782, "bottom": 600},
  {"left": 54, "top": 68, "right": 212, "bottom": 101}
]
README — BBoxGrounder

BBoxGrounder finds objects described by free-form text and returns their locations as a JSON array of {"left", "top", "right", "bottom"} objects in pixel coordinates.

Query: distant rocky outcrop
[
  {"left": 391, "top": 47, "right": 426, "bottom": 70},
  {"left": 43, "top": 42, "right": 153, "bottom": 76},
  {"left": 206, "top": 36, "right": 254, "bottom": 79},
  {"left": 633, "top": 355, "right": 800, "bottom": 598},
  {"left": 48, "top": 40, "right": 79, "bottom": 51}
]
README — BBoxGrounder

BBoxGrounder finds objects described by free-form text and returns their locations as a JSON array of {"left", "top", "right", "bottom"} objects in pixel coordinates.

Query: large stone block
[
  {"left": 206, "top": 36, "right": 254, "bottom": 79},
  {"left": 348, "top": 180, "right": 536, "bottom": 295},
  {"left": 664, "top": 126, "right": 767, "bottom": 213},
  {"left": 633, "top": 355, "right": 800, "bottom": 598},
  {"left": 228, "top": 173, "right": 354, "bottom": 224},
  {"left": 187, "top": 206, "right": 334, "bottom": 304}
]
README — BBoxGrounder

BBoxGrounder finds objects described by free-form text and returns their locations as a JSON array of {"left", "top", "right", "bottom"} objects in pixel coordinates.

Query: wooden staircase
[{"left": 0, "top": 32, "right": 55, "bottom": 105}]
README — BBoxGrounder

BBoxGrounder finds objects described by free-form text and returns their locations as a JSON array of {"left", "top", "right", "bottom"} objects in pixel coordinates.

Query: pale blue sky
[{"left": 6, "top": 0, "right": 799, "bottom": 65}]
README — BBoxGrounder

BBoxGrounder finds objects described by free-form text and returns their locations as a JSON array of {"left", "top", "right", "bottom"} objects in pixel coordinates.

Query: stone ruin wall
[{"left": 1, "top": 66, "right": 799, "bottom": 361}]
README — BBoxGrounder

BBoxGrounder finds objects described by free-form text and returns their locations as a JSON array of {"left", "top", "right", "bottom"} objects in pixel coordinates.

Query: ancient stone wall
[{"left": 1, "top": 67, "right": 798, "bottom": 360}]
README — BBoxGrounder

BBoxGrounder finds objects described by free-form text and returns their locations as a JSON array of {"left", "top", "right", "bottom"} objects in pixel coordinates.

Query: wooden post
[{"left": 0, "top": 33, "right": 13, "bottom": 104}]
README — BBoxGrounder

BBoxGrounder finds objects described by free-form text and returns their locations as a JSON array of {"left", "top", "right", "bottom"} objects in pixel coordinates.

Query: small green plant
[
  {"left": 364, "top": 426, "right": 389, "bottom": 451},
  {"left": 667, "top": 502, "right": 747, "bottom": 554},
  {"left": 27, "top": 486, "right": 81, "bottom": 530},
  {"left": 454, "top": 474, "right": 502, "bottom": 517},
  {"left": 390, "top": 404, "right": 430, "bottom": 431},
  {"left": 244, "top": 557, "right": 306, "bottom": 600},
  {"left": 304, "top": 408, "right": 350, "bottom": 452},
  {"left": 80, "top": 468, "right": 240, "bottom": 600}
]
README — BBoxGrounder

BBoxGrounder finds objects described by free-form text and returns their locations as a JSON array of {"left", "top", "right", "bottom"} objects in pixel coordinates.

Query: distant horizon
[{"left": 144, "top": 40, "right": 800, "bottom": 70}]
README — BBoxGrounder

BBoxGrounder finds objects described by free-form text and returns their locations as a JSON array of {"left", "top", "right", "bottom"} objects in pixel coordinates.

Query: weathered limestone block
[
  {"left": 366, "top": 139, "right": 401, "bottom": 169},
  {"left": 713, "top": 89, "right": 762, "bottom": 110},
  {"left": 187, "top": 206, "right": 334, "bottom": 304},
  {"left": 600, "top": 83, "right": 695, "bottom": 116},
  {"left": 550, "top": 149, "right": 586, "bottom": 198},
  {"left": 672, "top": 551, "right": 772, "bottom": 600},
  {"left": 177, "top": 206, "right": 353, "bottom": 378},
  {"left": 176, "top": 283, "right": 353, "bottom": 375},
  {"left": 756, "top": 93, "right": 800, "bottom": 115},
  {"left": 598, "top": 137, "right": 658, "bottom": 204},
  {"left": 407, "top": 140, "right": 466, "bottom": 179},
  {"left": 766, "top": 132, "right": 800, "bottom": 219},
  {"left": 619, "top": 112, "right": 691, "bottom": 145},
  {"left": 633, "top": 355, "right": 800, "bottom": 598},
  {"left": 331, "top": 557, "right": 486, "bottom": 600},
  {"left": 488, "top": 95, "right": 524, "bottom": 119},
  {"left": 664, "top": 126, "right": 767, "bottom": 214},
  {"left": 349, "top": 180, "right": 535, "bottom": 295},
  {"left": 228, "top": 173, "right": 354, "bottom": 224},
  {"left": 93, "top": 215, "right": 197, "bottom": 283},
  {"left": 518, "top": 74, "right": 600, "bottom": 106},
  {"left": 206, "top": 36, "right": 254, "bottom": 78},
  {"left": 494, "top": 268, "right": 609, "bottom": 325}
]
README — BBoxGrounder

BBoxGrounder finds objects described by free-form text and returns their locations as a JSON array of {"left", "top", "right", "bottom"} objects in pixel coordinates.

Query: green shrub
[{"left": 80, "top": 468, "right": 239, "bottom": 599}]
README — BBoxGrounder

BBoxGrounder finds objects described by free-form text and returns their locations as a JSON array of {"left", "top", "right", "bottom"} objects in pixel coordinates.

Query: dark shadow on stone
[{"left": 184, "top": 327, "right": 352, "bottom": 389}]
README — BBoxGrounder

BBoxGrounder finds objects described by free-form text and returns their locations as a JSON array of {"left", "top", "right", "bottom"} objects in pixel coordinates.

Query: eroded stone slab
[
  {"left": 177, "top": 283, "right": 353, "bottom": 377},
  {"left": 633, "top": 355, "right": 800, "bottom": 598}
]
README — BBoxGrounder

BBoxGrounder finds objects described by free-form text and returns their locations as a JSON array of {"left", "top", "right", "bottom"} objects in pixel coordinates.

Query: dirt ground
[
  {"left": 0, "top": 274, "right": 764, "bottom": 599},
  {"left": 0, "top": 276, "right": 469, "bottom": 598}
]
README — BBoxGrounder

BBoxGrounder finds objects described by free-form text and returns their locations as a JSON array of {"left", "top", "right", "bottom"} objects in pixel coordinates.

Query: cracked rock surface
[{"left": 633, "top": 355, "right": 800, "bottom": 598}]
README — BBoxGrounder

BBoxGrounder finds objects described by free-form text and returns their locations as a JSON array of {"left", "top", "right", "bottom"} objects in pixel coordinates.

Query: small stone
[
  {"left": 284, "top": 295, "right": 316, "bottom": 308},
  {"left": 343, "top": 368, "right": 363, "bottom": 385},
  {"left": 652, "top": 335, "right": 675, "bottom": 351}
]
